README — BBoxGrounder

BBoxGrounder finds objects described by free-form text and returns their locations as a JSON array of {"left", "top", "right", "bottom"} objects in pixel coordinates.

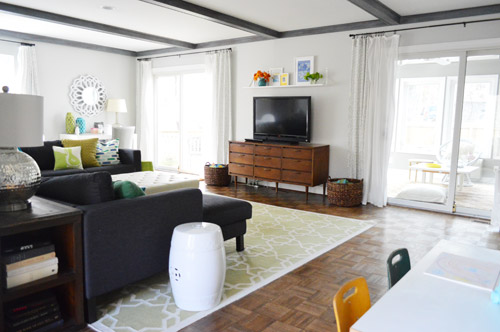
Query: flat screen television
[{"left": 253, "top": 96, "right": 311, "bottom": 143}]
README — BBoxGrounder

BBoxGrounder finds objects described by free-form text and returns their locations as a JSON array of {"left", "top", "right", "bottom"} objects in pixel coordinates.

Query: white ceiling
[
  {"left": 0, "top": 0, "right": 498, "bottom": 54},
  {"left": 380, "top": 0, "right": 500, "bottom": 16},
  {"left": 185, "top": 0, "right": 376, "bottom": 31},
  {"left": 0, "top": 12, "right": 169, "bottom": 52}
]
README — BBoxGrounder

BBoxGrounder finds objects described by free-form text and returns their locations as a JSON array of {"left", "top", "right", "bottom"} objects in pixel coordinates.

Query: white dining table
[{"left": 350, "top": 240, "right": 500, "bottom": 332}]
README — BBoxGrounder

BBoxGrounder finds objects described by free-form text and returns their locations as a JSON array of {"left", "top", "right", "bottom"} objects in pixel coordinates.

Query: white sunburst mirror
[{"left": 69, "top": 75, "right": 107, "bottom": 117}]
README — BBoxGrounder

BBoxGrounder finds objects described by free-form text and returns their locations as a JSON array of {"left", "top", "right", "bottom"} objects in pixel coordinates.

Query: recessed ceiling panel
[
  {"left": 0, "top": 0, "right": 252, "bottom": 43},
  {"left": 185, "top": 0, "right": 377, "bottom": 31},
  {"left": 380, "top": 0, "right": 499, "bottom": 16},
  {"left": 0, "top": 13, "right": 168, "bottom": 52}
]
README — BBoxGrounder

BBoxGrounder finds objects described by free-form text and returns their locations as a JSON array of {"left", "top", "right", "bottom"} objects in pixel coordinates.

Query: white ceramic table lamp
[
  {"left": 0, "top": 89, "right": 44, "bottom": 212},
  {"left": 106, "top": 98, "right": 127, "bottom": 127}
]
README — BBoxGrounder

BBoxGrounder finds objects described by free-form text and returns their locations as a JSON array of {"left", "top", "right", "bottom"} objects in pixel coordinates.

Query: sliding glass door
[
  {"left": 154, "top": 66, "right": 211, "bottom": 175},
  {"left": 389, "top": 49, "right": 500, "bottom": 218},
  {"left": 453, "top": 51, "right": 500, "bottom": 217}
]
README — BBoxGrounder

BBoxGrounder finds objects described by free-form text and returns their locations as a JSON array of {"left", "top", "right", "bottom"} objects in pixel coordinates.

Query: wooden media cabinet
[{"left": 228, "top": 141, "right": 329, "bottom": 200}]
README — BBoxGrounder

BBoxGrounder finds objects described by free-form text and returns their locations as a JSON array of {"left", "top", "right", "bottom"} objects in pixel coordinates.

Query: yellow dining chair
[{"left": 333, "top": 277, "right": 371, "bottom": 332}]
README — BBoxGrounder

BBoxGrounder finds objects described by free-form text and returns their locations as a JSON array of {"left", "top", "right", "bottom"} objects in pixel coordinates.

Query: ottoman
[
  {"left": 169, "top": 222, "right": 226, "bottom": 311},
  {"left": 202, "top": 194, "right": 252, "bottom": 252},
  {"left": 112, "top": 171, "right": 199, "bottom": 194}
]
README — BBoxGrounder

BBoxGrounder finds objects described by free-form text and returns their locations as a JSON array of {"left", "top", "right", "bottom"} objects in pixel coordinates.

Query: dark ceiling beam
[
  {"left": 401, "top": 4, "right": 500, "bottom": 24},
  {"left": 0, "top": 29, "right": 137, "bottom": 56},
  {"left": 281, "top": 20, "right": 386, "bottom": 38},
  {"left": 140, "top": 0, "right": 281, "bottom": 38},
  {"left": 0, "top": 2, "right": 195, "bottom": 49},
  {"left": 347, "top": 0, "right": 400, "bottom": 25}
]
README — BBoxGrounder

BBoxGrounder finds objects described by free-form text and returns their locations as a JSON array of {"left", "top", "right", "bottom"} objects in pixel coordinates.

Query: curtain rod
[
  {"left": 137, "top": 47, "right": 232, "bottom": 61},
  {"left": 0, "top": 38, "right": 34, "bottom": 46},
  {"left": 349, "top": 17, "right": 500, "bottom": 38}
]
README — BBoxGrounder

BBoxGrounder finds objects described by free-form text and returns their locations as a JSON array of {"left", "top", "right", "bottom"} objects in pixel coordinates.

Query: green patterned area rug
[{"left": 91, "top": 201, "right": 373, "bottom": 332}]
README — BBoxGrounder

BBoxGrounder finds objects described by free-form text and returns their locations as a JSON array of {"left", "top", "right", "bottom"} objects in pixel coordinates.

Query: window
[
  {"left": 154, "top": 66, "right": 211, "bottom": 175},
  {"left": 0, "top": 53, "right": 16, "bottom": 90}
]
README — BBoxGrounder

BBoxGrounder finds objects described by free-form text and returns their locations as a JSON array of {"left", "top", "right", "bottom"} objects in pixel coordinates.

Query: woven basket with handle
[
  {"left": 204, "top": 163, "right": 231, "bottom": 186},
  {"left": 327, "top": 177, "right": 363, "bottom": 207}
]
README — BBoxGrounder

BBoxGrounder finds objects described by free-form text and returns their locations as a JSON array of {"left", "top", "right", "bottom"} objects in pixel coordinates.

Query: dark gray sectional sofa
[
  {"left": 36, "top": 172, "right": 251, "bottom": 323},
  {"left": 21, "top": 140, "right": 142, "bottom": 177}
]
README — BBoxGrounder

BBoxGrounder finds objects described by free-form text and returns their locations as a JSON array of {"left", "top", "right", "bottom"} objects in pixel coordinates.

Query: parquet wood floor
[{"left": 82, "top": 183, "right": 500, "bottom": 332}]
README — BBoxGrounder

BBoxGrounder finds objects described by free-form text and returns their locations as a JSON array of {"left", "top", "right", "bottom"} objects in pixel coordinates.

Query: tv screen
[{"left": 253, "top": 96, "right": 311, "bottom": 143}]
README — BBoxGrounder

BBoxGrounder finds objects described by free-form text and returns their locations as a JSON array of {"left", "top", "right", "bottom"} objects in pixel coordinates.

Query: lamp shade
[
  {"left": 0, "top": 93, "right": 44, "bottom": 147},
  {"left": 106, "top": 99, "right": 127, "bottom": 113}
]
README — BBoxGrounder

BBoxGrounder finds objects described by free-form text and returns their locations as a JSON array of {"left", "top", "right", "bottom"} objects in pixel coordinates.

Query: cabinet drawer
[
  {"left": 229, "top": 163, "right": 253, "bottom": 176},
  {"left": 255, "top": 146, "right": 281, "bottom": 157},
  {"left": 255, "top": 156, "right": 281, "bottom": 168},
  {"left": 282, "top": 170, "right": 311, "bottom": 184},
  {"left": 230, "top": 143, "right": 254, "bottom": 154},
  {"left": 229, "top": 152, "right": 253, "bottom": 165},
  {"left": 283, "top": 148, "right": 312, "bottom": 160},
  {"left": 254, "top": 167, "right": 281, "bottom": 180},
  {"left": 282, "top": 158, "right": 312, "bottom": 172}
]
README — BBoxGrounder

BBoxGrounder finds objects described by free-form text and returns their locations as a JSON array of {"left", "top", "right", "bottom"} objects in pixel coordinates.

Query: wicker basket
[
  {"left": 204, "top": 163, "right": 231, "bottom": 186},
  {"left": 327, "top": 178, "right": 363, "bottom": 207}
]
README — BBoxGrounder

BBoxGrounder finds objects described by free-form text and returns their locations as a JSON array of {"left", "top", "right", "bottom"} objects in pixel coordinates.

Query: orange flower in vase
[{"left": 253, "top": 70, "right": 271, "bottom": 86}]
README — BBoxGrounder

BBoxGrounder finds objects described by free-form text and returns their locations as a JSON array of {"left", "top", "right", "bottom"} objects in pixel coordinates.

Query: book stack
[
  {"left": 5, "top": 291, "right": 63, "bottom": 332},
  {"left": 2, "top": 241, "right": 58, "bottom": 289}
]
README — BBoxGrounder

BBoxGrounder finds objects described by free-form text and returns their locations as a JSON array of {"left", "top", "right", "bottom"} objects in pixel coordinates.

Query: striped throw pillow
[{"left": 96, "top": 139, "right": 121, "bottom": 166}]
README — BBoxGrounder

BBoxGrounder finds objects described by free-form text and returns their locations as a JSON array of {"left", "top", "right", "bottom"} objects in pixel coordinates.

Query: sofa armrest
[
  {"left": 118, "top": 149, "right": 142, "bottom": 171},
  {"left": 78, "top": 188, "right": 203, "bottom": 298}
]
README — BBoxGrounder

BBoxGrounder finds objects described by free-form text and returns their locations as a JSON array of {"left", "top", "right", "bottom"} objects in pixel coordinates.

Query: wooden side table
[{"left": 0, "top": 196, "right": 85, "bottom": 332}]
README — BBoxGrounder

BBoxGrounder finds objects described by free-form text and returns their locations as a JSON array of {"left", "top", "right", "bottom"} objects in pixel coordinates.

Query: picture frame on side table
[
  {"left": 280, "top": 73, "right": 289, "bottom": 86},
  {"left": 295, "top": 56, "right": 314, "bottom": 85},
  {"left": 269, "top": 67, "right": 283, "bottom": 86}
]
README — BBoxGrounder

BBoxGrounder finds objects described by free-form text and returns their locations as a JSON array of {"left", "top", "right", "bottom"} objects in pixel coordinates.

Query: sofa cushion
[
  {"left": 62, "top": 138, "right": 100, "bottom": 168},
  {"left": 53, "top": 146, "right": 83, "bottom": 170},
  {"left": 20, "top": 140, "right": 62, "bottom": 170},
  {"left": 37, "top": 172, "right": 115, "bottom": 205},
  {"left": 41, "top": 168, "right": 85, "bottom": 177},
  {"left": 85, "top": 164, "right": 136, "bottom": 175},
  {"left": 202, "top": 194, "right": 252, "bottom": 227},
  {"left": 113, "top": 180, "right": 146, "bottom": 199}
]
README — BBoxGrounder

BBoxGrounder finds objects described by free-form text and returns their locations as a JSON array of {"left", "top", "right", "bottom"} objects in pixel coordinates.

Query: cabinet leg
[
  {"left": 276, "top": 182, "right": 279, "bottom": 193},
  {"left": 85, "top": 297, "right": 97, "bottom": 323},
  {"left": 305, "top": 186, "right": 309, "bottom": 201},
  {"left": 235, "top": 176, "right": 238, "bottom": 189},
  {"left": 236, "top": 235, "right": 245, "bottom": 252},
  {"left": 323, "top": 183, "right": 327, "bottom": 197},
  {"left": 245, "top": 178, "right": 248, "bottom": 184}
]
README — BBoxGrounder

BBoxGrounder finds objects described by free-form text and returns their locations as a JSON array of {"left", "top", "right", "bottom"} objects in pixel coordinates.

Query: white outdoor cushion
[
  {"left": 395, "top": 184, "right": 447, "bottom": 204},
  {"left": 112, "top": 171, "right": 199, "bottom": 195}
]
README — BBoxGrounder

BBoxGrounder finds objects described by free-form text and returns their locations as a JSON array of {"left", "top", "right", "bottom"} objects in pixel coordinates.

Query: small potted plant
[
  {"left": 253, "top": 70, "right": 271, "bottom": 86},
  {"left": 304, "top": 72, "right": 323, "bottom": 84}
]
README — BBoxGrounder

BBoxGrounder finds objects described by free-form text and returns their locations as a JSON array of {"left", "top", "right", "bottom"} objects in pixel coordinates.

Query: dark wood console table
[
  {"left": 0, "top": 196, "right": 84, "bottom": 332},
  {"left": 228, "top": 141, "right": 330, "bottom": 200}
]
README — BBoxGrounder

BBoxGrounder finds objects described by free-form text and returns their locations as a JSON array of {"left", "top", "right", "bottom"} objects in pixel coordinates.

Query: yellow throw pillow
[{"left": 62, "top": 138, "right": 100, "bottom": 168}]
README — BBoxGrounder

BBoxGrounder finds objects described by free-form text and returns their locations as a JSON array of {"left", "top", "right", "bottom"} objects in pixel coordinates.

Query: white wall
[
  {"left": 231, "top": 20, "right": 500, "bottom": 194},
  {"left": 34, "top": 43, "right": 136, "bottom": 140}
]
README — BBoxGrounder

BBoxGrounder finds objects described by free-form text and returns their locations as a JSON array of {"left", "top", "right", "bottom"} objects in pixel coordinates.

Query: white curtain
[
  {"left": 205, "top": 49, "right": 232, "bottom": 164},
  {"left": 490, "top": 167, "right": 500, "bottom": 232},
  {"left": 136, "top": 60, "right": 155, "bottom": 161},
  {"left": 348, "top": 34, "right": 400, "bottom": 207},
  {"left": 16, "top": 45, "right": 40, "bottom": 95}
]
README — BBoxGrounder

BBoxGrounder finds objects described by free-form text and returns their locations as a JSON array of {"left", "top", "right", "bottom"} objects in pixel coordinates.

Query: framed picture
[
  {"left": 93, "top": 121, "right": 104, "bottom": 133},
  {"left": 280, "top": 73, "right": 289, "bottom": 86},
  {"left": 269, "top": 67, "right": 283, "bottom": 86},
  {"left": 295, "top": 56, "right": 314, "bottom": 85}
]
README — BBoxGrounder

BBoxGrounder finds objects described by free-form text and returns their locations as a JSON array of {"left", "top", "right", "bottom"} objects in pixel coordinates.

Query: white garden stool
[{"left": 169, "top": 222, "right": 226, "bottom": 311}]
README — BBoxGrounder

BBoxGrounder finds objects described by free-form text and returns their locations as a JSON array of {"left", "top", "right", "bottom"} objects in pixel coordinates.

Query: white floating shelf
[{"left": 243, "top": 84, "right": 326, "bottom": 89}]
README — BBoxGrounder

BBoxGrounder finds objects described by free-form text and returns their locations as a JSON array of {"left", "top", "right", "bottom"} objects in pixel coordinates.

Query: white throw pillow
[
  {"left": 96, "top": 139, "right": 121, "bottom": 166},
  {"left": 395, "top": 184, "right": 447, "bottom": 204}
]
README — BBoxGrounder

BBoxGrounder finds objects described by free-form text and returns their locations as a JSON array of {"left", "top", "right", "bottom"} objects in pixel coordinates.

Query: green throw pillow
[
  {"left": 53, "top": 146, "right": 83, "bottom": 170},
  {"left": 113, "top": 180, "right": 146, "bottom": 199}
]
